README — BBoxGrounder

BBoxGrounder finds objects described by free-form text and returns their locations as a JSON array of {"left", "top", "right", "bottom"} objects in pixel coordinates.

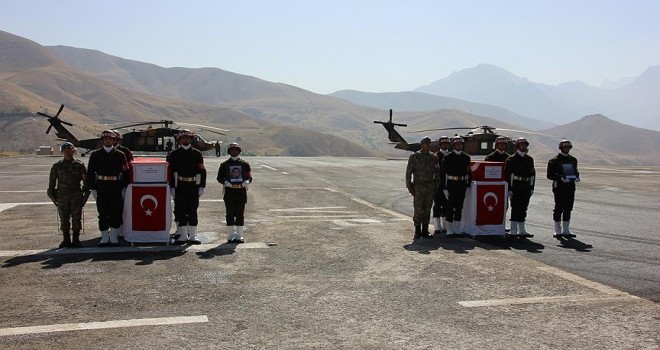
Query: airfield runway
[{"left": 0, "top": 156, "right": 658, "bottom": 349}]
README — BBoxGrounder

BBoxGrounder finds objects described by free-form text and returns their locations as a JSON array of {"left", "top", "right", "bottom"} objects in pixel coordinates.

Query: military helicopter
[
  {"left": 37, "top": 104, "right": 228, "bottom": 155},
  {"left": 375, "top": 109, "right": 549, "bottom": 156}
]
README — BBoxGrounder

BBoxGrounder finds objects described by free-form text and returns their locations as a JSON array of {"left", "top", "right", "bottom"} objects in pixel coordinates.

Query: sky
[{"left": 2, "top": 0, "right": 660, "bottom": 94}]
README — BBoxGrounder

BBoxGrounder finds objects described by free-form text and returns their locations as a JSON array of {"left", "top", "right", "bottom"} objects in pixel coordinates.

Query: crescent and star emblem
[
  {"left": 140, "top": 194, "right": 158, "bottom": 216},
  {"left": 483, "top": 192, "right": 498, "bottom": 212}
]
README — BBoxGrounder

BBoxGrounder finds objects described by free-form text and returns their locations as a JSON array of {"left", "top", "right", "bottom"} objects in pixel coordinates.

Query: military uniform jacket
[
  {"left": 167, "top": 147, "right": 207, "bottom": 188},
  {"left": 485, "top": 150, "right": 510, "bottom": 162},
  {"left": 505, "top": 152, "right": 535, "bottom": 190},
  {"left": 406, "top": 152, "right": 439, "bottom": 188},
  {"left": 48, "top": 158, "right": 89, "bottom": 199},
  {"left": 547, "top": 153, "right": 579, "bottom": 190},
  {"left": 217, "top": 157, "right": 252, "bottom": 185},
  {"left": 117, "top": 145, "right": 134, "bottom": 163},
  {"left": 439, "top": 151, "right": 471, "bottom": 189},
  {"left": 86, "top": 148, "right": 129, "bottom": 189}
]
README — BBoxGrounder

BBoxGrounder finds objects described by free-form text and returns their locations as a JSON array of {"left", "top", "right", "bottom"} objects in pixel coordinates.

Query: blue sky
[{"left": 3, "top": 0, "right": 659, "bottom": 94}]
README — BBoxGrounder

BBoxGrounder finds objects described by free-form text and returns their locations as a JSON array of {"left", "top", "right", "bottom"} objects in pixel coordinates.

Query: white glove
[
  {"left": 121, "top": 188, "right": 126, "bottom": 199},
  {"left": 91, "top": 190, "right": 97, "bottom": 200},
  {"left": 170, "top": 188, "right": 175, "bottom": 198},
  {"left": 198, "top": 187, "right": 205, "bottom": 197},
  {"left": 575, "top": 177, "right": 581, "bottom": 183},
  {"left": 561, "top": 177, "right": 571, "bottom": 183},
  {"left": 443, "top": 190, "right": 449, "bottom": 198},
  {"left": 224, "top": 181, "right": 232, "bottom": 188},
  {"left": 242, "top": 180, "right": 250, "bottom": 190}
]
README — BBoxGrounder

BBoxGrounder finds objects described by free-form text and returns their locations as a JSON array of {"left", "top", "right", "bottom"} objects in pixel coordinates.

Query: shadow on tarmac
[
  {"left": 195, "top": 242, "right": 238, "bottom": 259},
  {"left": 403, "top": 235, "right": 476, "bottom": 254},
  {"left": 473, "top": 236, "right": 546, "bottom": 253},
  {"left": 555, "top": 237, "right": 593, "bottom": 252}
]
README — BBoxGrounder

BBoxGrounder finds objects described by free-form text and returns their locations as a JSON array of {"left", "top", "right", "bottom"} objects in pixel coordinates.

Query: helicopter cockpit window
[{"left": 481, "top": 142, "right": 488, "bottom": 150}]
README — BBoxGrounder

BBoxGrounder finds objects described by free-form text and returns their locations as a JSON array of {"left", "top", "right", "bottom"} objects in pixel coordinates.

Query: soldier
[
  {"left": 167, "top": 129, "right": 206, "bottom": 245},
  {"left": 547, "top": 139, "right": 580, "bottom": 238},
  {"left": 217, "top": 142, "right": 252, "bottom": 243},
  {"left": 112, "top": 130, "right": 134, "bottom": 162},
  {"left": 432, "top": 136, "right": 451, "bottom": 234},
  {"left": 87, "top": 130, "right": 129, "bottom": 246},
  {"left": 485, "top": 136, "right": 510, "bottom": 162},
  {"left": 215, "top": 141, "right": 221, "bottom": 157},
  {"left": 405, "top": 136, "right": 439, "bottom": 239},
  {"left": 440, "top": 136, "right": 471, "bottom": 237},
  {"left": 505, "top": 138, "right": 535, "bottom": 237},
  {"left": 47, "top": 142, "right": 90, "bottom": 248}
]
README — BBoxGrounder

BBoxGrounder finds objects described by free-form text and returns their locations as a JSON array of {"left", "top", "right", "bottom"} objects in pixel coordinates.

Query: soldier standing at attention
[
  {"left": 547, "top": 139, "right": 580, "bottom": 238},
  {"left": 440, "top": 136, "right": 471, "bottom": 237},
  {"left": 47, "top": 142, "right": 90, "bottom": 248},
  {"left": 406, "top": 136, "right": 439, "bottom": 239},
  {"left": 112, "top": 130, "right": 134, "bottom": 163},
  {"left": 485, "top": 136, "right": 510, "bottom": 162},
  {"left": 167, "top": 129, "right": 206, "bottom": 245},
  {"left": 432, "top": 136, "right": 451, "bottom": 234},
  {"left": 87, "top": 130, "right": 129, "bottom": 246},
  {"left": 505, "top": 138, "right": 535, "bottom": 237},
  {"left": 217, "top": 142, "right": 252, "bottom": 243}
]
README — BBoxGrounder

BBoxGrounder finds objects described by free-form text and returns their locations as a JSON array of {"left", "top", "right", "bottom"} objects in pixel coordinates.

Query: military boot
[
  {"left": 446, "top": 220, "right": 455, "bottom": 236},
  {"left": 562, "top": 221, "right": 575, "bottom": 237},
  {"left": 553, "top": 221, "right": 561, "bottom": 238},
  {"left": 59, "top": 232, "right": 72, "bottom": 249},
  {"left": 433, "top": 217, "right": 442, "bottom": 234},
  {"left": 71, "top": 231, "right": 82, "bottom": 248},
  {"left": 422, "top": 223, "right": 433, "bottom": 238},
  {"left": 519, "top": 221, "right": 533, "bottom": 238},
  {"left": 188, "top": 226, "right": 201, "bottom": 245},
  {"left": 414, "top": 224, "right": 422, "bottom": 239},
  {"left": 98, "top": 230, "right": 110, "bottom": 247}
]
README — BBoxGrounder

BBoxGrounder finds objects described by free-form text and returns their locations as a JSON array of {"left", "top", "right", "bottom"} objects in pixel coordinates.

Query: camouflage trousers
[
  {"left": 57, "top": 194, "right": 83, "bottom": 233},
  {"left": 413, "top": 183, "right": 435, "bottom": 225}
]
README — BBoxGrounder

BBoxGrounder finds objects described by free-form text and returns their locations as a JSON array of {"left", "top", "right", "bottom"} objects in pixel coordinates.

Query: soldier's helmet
[
  {"left": 451, "top": 136, "right": 464, "bottom": 144},
  {"left": 100, "top": 130, "right": 116, "bottom": 139},
  {"left": 228, "top": 142, "right": 242, "bottom": 153},
  {"left": 420, "top": 136, "right": 432, "bottom": 145},
  {"left": 60, "top": 142, "right": 75, "bottom": 152},
  {"left": 559, "top": 139, "right": 573, "bottom": 150},
  {"left": 438, "top": 136, "right": 450, "bottom": 144},
  {"left": 176, "top": 129, "right": 194, "bottom": 139},
  {"left": 495, "top": 136, "right": 508, "bottom": 144},
  {"left": 515, "top": 137, "right": 529, "bottom": 148},
  {"left": 113, "top": 130, "right": 123, "bottom": 139}
]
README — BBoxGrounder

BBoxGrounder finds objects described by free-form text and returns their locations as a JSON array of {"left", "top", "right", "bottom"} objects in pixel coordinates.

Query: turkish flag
[
  {"left": 130, "top": 185, "right": 167, "bottom": 231},
  {"left": 475, "top": 183, "right": 506, "bottom": 226}
]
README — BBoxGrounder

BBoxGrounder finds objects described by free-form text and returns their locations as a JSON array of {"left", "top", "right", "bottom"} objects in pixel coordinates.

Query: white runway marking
[
  {"left": 0, "top": 242, "right": 270, "bottom": 258},
  {"left": 269, "top": 206, "right": 347, "bottom": 212},
  {"left": 260, "top": 164, "right": 278, "bottom": 171},
  {"left": 536, "top": 266, "right": 631, "bottom": 296},
  {"left": 0, "top": 315, "right": 208, "bottom": 337},
  {"left": 281, "top": 171, "right": 289, "bottom": 174},
  {"left": 458, "top": 294, "right": 639, "bottom": 308}
]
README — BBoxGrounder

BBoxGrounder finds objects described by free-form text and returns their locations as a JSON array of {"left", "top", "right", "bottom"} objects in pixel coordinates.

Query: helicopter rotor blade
[
  {"left": 410, "top": 126, "right": 478, "bottom": 133},
  {"left": 46, "top": 125, "right": 53, "bottom": 134},
  {"left": 61, "top": 120, "right": 74, "bottom": 126},
  {"left": 198, "top": 128, "right": 226, "bottom": 136},
  {"left": 37, "top": 112, "right": 52, "bottom": 118},
  {"left": 494, "top": 128, "right": 559, "bottom": 138},
  {"left": 176, "top": 122, "right": 230, "bottom": 132},
  {"left": 54, "top": 104, "right": 65, "bottom": 118}
]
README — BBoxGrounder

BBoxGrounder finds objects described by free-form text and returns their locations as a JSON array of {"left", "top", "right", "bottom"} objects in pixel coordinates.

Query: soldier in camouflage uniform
[
  {"left": 406, "top": 136, "right": 440, "bottom": 239},
  {"left": 47, "top": 142, "right": 90, "bottom": 248}
]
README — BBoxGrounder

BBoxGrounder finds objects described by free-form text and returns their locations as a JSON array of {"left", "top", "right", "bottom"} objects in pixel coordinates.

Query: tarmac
[{"left": 0, "top": 156, "right": 658, "bottom": 349}]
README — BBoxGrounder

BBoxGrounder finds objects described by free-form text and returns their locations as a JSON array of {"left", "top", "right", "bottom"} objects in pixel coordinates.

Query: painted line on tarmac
[
  {"left": 458, "top": 294, "right": 639, "bottom": 308},
  {"left": 536, "top": 266, "right": 636, "bottom": 296},
  {"left": 0, "top": 315, "right": 208, "bottom": 337},
  {"left": 281, "top": 171, "right": 289, "bottom": 174},
  {"left": 0, "top": 242, "right": 270, "bottom": 258},
  {"left": 260, "top": 164, "right": 278, "bottom": 171},
  {"left": 269, "top": 206, "right": 347, "bottom": 212},
  {"left": 346, "top": 195, "right": 411, "bottom": 221}
]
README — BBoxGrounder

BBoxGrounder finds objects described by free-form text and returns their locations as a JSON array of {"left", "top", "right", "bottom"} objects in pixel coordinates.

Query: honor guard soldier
[
  {"left": 432, "top": 136, "right": 451, "bottom": 234},
  {"left": 440, "top": 136, "right": 471, "bottom": 237},
  {"left": 112, "top": 130, "right": 134, "bottom": 162},
  {"left": 87, "top": 130, "right": 129, "bottom": 246},
  {"left": 48, "top": 142, "right": 90, "bottom": 248},
  {"left": 167, "top": 129, "right": 206, "bottom": 245},
  {"left": 485, "top": 136, "right": 510, "bottom": 162},
  {"left": 547, "top": 139, "right": 580, "bottom": 238},
  {"left": 505, "top": 137, "right": 535, "bottom": 237},
  {"left": 217, "top": 142, "right": 252, "bottom": 243}
]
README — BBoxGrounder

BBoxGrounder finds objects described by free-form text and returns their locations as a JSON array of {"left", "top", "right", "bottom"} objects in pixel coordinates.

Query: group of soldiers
[
  {"left": 406, "top": 135, "right": 580, "bottom": 240},
  {"left": 47, "top": 129, "right": 252, "bottom": 248}
]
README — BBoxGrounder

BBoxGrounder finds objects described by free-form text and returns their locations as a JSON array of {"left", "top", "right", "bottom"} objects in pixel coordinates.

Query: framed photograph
[
  {"left": 561, "top": 163, "right": 577, "bottom": 180},
  {"left": 229, "top": 165, "right": 244, "bottom": 183}
]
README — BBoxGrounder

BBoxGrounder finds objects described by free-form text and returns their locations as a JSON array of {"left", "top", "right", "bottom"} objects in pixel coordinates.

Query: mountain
[
  {"left": 329, "top": 89, "right": 555, "bottom": 130},
  {"left": 540, "top": 114, "right": 660, "bottom": 165},
  {"left": 0, "top": 30, "right": 380, "bottom": 157}
]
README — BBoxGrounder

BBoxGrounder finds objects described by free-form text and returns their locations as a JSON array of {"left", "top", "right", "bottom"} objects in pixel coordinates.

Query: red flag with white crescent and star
[
  {"left": 131, "top": 185, "right": 167, "bottom": 231},
  {"left": 476, "top": 183, "right": 506, "bottom": 226}
]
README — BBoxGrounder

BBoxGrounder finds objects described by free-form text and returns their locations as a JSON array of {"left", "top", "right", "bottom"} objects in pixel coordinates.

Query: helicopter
[
  {"left": 374, "top": 109, "right": 549, "bottom": 156},
  {"left": 37, "top": 104, "right": 228, "bottom": 155}
]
